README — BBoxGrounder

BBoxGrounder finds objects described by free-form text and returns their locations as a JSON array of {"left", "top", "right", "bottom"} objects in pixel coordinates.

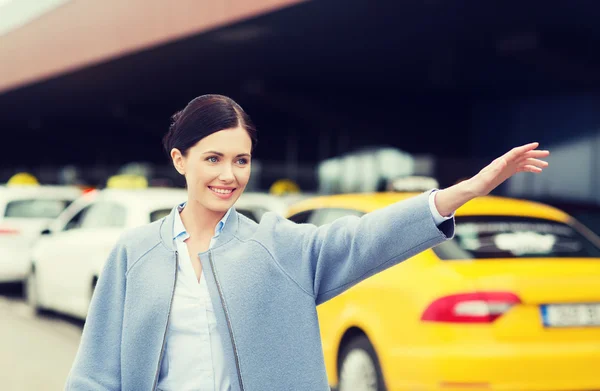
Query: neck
[{"left": 180, "top": 200, "right": 227, "bottom": 237}]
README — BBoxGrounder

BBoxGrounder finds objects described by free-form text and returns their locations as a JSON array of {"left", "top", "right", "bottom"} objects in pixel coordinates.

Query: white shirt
[
  {"left": 156, "top": 204, "right": 232, "bottom": 391},
  {"left": 429, "top": 189, "right": 454, "bottom": 224},
  {"left": 157, "top": 192, "right": 450, "bottom": 390}
]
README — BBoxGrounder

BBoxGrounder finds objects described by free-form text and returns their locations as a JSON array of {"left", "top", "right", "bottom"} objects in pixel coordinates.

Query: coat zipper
[
  {"left": 152, "top": 250, "right": 178, "bottom": 391},
  {"left": 209, "top": 251, "right": 244, "bottom": 390}
]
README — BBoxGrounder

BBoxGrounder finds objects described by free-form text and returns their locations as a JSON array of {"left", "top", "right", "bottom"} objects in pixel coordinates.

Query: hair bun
[{"left": 170, "top": 110, "right": 183, "bottom": 131}]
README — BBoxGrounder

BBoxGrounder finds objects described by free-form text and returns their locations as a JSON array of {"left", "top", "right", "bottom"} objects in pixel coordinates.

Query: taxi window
[
  {"left": 433, "top": 216, "right": 600, "bottom": 260},
  {"left": 80, "top": 202, "right": 127, "bottom": 229},
  {"left": 568, "top": 212, "right": 600, "bottom": 237},
  {"left": 288, "top": 210, "right": 314, "bottom": 224},
  {"left": 64, "top": 206, "right": 92, "bottom": 231},
  {"left": 4, "top": 199, "right": 70, "bottom": 219},
  {"left": 150, "top": 209, "right": 171, "bottom": 222}
]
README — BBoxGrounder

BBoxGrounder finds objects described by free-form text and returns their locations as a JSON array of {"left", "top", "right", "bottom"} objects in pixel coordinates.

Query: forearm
[
  {"left": 434, "top": 178, "right": 479, "bottom": 217},
  {"left": 308, "top": 191, "right": 453, "bottom": 304}
]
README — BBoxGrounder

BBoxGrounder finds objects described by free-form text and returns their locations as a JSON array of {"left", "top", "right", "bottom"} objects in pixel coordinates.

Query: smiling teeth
[{"left": 210, "top": 187, "right": 233, "bottom": 194}]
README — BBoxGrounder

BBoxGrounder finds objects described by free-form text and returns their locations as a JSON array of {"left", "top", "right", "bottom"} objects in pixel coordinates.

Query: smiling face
[{"left": 171, "top": 125, "right": 252, "bottom": 216}]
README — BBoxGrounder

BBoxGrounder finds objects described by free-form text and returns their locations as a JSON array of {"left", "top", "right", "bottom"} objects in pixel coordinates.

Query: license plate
[{"left": 541, "top": 303, "right": 600, "bottom": 327}]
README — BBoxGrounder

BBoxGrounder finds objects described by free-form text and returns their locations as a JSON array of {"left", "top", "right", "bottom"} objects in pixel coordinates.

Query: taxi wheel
[
  {"left": 26, "top": 270, "right": 44, "bottom": 315},
  {"left": 338, "top": 335, "right": 386, "bottom": 391}
]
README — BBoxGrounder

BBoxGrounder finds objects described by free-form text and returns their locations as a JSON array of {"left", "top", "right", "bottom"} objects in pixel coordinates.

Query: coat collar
[{"left": 160, "top": 205, "right": 239, "bottom": 252}]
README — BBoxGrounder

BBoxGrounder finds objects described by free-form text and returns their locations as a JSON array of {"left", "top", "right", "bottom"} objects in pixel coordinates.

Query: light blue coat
[{"left": 65, "top": 190, "right": 455, "bottom": 390}]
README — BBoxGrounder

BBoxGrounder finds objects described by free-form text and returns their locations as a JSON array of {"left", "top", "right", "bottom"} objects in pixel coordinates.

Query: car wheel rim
[{"left": 339, "top": 348, "right": 378, "bottom": 391}]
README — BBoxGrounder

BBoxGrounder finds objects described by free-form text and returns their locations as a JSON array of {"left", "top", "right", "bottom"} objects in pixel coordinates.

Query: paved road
[{"left": 0, "top": 283, "right": 82, "bottom": 391}]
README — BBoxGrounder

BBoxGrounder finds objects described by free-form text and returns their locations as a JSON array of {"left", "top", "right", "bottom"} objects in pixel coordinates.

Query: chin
[
  {"left": 200, "top": 188, "right": 243, "bottom": 213},
  {"left": 205, "top": 198, "right": 236, "bottom": 213},
  {"left": 206, "top": 203, "right": 231, "bottom": 214}
]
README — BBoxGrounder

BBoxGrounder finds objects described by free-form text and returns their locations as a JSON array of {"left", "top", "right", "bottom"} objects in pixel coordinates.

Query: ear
[{"left": 170, "top": 148, "right": 186, "bottom": 175}]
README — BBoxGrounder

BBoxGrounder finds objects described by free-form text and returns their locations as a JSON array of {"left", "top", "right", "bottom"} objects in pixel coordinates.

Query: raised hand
[{"left": 470, "top": 142, "right": 550, "bottom": 197}]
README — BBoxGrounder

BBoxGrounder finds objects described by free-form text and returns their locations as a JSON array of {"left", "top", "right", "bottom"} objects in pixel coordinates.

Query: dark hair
[{"left": 162, "top": 94, "right": 257, "bottom": 157}]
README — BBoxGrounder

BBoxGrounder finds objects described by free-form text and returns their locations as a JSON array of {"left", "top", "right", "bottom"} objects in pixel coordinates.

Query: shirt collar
[{"left": 173, "top": 202, "right": 232, "bottom": 241}]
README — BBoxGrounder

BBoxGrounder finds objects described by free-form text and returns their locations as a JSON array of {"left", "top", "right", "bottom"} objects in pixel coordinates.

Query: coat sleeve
[
  {"left": 64, "top": 240, "right": 127, "bottom": 390},
  {"left": 266, "top": 191, "right": 455, "bottom": 305}
]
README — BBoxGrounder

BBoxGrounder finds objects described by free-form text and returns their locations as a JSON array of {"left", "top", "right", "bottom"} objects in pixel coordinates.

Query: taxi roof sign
[
  {"left": 388, "top": 176, "right": 439, "bottom": 192},
  {"left": 7, "top": 172, "right": 39, "bottom": 186},
  {"left": 106, "top": 174, "right": 148, "bottom": 190},
  {"left": 269, "top": 179, "right": 300, "bottom": 196}
]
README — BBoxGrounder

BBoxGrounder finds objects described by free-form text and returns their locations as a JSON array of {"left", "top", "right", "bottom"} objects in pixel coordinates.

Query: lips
[
  {"left": 209, "top": 187, "right": 234, "bottom": 194},
  {"left": 208, "top": 186, "right": 236, "bottom": 199}
]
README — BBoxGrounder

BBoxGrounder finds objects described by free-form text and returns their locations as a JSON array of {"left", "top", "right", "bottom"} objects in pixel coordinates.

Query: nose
[{"left": 218, "top": 163, "right": 235, "bottom": 183}]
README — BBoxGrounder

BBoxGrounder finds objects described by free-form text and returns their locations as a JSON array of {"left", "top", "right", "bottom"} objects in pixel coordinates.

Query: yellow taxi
[{"left": 286, "top": 191, "right": 600, "bottom": 391}]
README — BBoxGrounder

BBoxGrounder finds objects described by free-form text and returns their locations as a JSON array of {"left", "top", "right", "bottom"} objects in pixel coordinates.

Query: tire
[
  {"left": 338, "top": 335, "right": 386, "bottom": 391},
  {"left": 26, "top": 270, "right": 43, "bottom": 315}
]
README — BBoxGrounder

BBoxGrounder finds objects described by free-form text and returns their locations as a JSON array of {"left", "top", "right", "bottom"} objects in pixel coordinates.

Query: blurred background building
[{"left": 1, "top": 0, "right": 599, "bottom": 199}]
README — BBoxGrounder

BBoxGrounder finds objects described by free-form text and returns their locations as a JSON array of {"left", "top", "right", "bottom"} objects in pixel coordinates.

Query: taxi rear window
[
  {"left": 433, "top": 216, "right": 600, "bottom": 259},
  {"left": 4, "top": 199, "right": 71, "bottom": 219}
]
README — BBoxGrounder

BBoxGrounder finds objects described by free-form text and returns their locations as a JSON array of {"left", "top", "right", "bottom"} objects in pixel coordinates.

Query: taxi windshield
[
  {"left": 4, "top": 199, "right": 70, "bottom": 219},
  {"left": 433, "top": 216, "right": 600, "bottom": 259}
]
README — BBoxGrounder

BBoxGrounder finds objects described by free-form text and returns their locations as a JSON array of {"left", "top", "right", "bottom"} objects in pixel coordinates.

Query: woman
[{"left": 65, "top": 94, "right": 549, "bottom": 391}]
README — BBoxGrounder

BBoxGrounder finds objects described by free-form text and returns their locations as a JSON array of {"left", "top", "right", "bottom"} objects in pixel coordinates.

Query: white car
[
  {"left": 0, "top": 185, "right": 82, "bottom": 283},
  {"left": 27, "top": 187, "right": 186, "bottom": 320},
  {"left": 235, "top": 192, "right": 314, "bottom": 222}
]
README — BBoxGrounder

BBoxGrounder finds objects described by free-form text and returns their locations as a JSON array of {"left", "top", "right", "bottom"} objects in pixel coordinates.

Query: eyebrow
[{"left": 202, "top": 151, "right": 251, "bottom": 158}]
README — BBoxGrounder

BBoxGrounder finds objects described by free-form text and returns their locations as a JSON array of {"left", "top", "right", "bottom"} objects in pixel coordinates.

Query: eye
[
  {"left": 206, "top": 156, "right": 219, "bottom": 163},
  {"left": 237, "top": 158, "right": 249, "bottom": 165}
]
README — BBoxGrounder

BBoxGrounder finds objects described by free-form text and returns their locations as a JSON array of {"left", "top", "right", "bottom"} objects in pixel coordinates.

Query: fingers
[
  {"left": 507, "top": 142, "right": 551, "bottom": 164},
  {"left": 507, "top": 142, "right": 539, "bottom": 159},
  {"left": 518, "top": 165, "right": 543, "bottom": 173},
  {"left": 519, "top": 158, "right": 549, "bottom": 169},
  {"left": 520, "top": 149, "right": 550, "bottom": 160}
]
